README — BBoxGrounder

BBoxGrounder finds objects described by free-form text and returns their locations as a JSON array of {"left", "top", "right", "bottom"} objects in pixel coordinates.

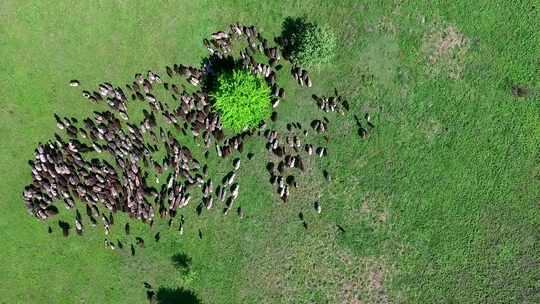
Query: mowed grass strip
[{"left": 1, "top": 1, "right": 538, "bottom": 303}]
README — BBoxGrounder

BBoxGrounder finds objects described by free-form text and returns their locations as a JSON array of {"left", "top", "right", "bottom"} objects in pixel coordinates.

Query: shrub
[
  {"left": 281, "top": 17, "right": 337, "bottom": 67},
  {"left": 211, "top": 70, "right": 271, "bottom": 132}
]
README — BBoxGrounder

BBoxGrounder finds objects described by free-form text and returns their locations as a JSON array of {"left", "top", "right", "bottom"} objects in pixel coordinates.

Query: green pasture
[{"left": 0, "top": 1, "right": 538, "bottom": 303}]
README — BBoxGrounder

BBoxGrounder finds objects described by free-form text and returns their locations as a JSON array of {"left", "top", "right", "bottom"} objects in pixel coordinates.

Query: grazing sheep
[{"left": 23, "top": 24, "right": 356, "bottom": 250}]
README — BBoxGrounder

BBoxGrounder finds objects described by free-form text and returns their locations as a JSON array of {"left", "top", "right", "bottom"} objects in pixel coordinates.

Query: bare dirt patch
[
  {"left": 338, "top": 254, "right": 393, "bottom": 304},
  {"left": 360, "top": 192, "right": 390, "bottom": 225},
  {"left": 422, "top": 25, "right": 470, "bottom": 79},
  {"left": 241, "top": 186, "right": 396, "bottom": 304},
  {"left": 368, "top": 264, "right": 390, "bottom": 304},
  {"left": 418, "top": 118, "right": 445, "bottom": 142}
]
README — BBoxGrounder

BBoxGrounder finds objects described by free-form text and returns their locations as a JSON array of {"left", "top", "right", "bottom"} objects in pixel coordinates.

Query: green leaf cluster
[
  {"left": 211, "top": 70, "right": 271, "bottom": 133},
  {"left": 283, "top": 17, "right": 337, "bottom": 67}
]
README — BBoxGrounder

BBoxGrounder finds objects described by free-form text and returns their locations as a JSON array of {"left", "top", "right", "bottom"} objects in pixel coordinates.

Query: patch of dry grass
[{"left": 422, "top": 25, "right": 470, "bottom": 79}]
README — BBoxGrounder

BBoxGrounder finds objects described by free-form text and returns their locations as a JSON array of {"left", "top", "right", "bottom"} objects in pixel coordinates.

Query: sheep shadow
[{"left": 58, "top": 220, "right": 71, "bottom": 237}]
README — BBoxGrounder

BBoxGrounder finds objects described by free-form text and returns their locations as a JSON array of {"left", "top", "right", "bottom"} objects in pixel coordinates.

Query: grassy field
[{"left": 1, "top": 1, "right": 538, "bottom": 303}]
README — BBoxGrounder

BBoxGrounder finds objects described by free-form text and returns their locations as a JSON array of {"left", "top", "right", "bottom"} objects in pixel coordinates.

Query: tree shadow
[
  {"left": 277, "top": 16, "right": 311, "bottom": 60},
  {"left": 156, "top": 287, "right": 201, "bottom": 304},
  {"left": 200, "top": 54, "right": 240, "bottom": 94},
  {"left": 171, "top": 252, "right": 192, "bottom": 275}
]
